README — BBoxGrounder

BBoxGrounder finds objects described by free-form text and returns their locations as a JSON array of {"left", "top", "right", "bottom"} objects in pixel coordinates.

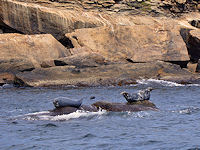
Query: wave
[
  {"left": 20, "top": 110, "right": 107, "bottom": 121},
  {"left": 127, "top": 111, "right": 152, "bottom": 118},
  {"left": 12, "top": 109, "right": 154, "bottom": 121},
  {"left": 136, "top": 79, "right": 200, "bottom": 87},
  {"left": 172, "top": 106, "right": 200, "bottom": 115}
]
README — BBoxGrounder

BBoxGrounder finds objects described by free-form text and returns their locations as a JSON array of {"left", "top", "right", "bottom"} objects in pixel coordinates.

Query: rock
[
  {"left": 187, "top": 62, "right": 197, "bottom": 72},
  {"left": 187, "top": 29, "right": 200, "bottom": 62},
  {"left": 189, "top": 20, "right": 200, "bottom": 28},
  {"left": 54, "top": 52, "right": 108, "bottom": 68},
  {"left": 0, "top": 72, "right": 15, "bottom": 85},
  {"left": 49, "top": 100, "right": 158, "bottom": 116},
  {"left": 0, "top": 0, "right": 103, "bottom": 40},
  {"left": 0, "top": 58, "right": 35, "bottom": 73},
  {"left": 196, "top": 59, "right": 200, "bottom": 73},
  {"left": 65, "top": 24, "right": 189, "bottom": 63},
  {"left": 92, "top": 100, "right": 158, "bottom": 112},
  {"left": 49, "top": 105, "right": 100, "bottom": 116},
  {"left": 0, "top": 29, "right": 3, "bottom": 34},
  {"left": 0, "top": 72, "right": 27, "bottom": 87},
  {"left": 15, "top": 61, "right": 196, "bottom": 87},
  {"left": 90, "top": 96, "right": 96, "bottom": 100},
  {"left": 175, "top": 0, "right": 186, "bottom": 4},
  {"left": 0, "top": 33, "right": 70, "bottom": 73},
  {"left": 197, "top": 4, "right": 200, "bottom": 10},
  {"left": 40, "top": 60, "right": 55, "bottom": 68}
]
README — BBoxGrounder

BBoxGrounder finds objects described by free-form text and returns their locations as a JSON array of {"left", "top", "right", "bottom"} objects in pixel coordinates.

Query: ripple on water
[
  {"left": 81, "top": 133, "right": 97, "bottom": 139},
  {"left": 38, "top": 123, "right": 58, "bottom": 128},
  {"left": 187, "top": 148, "right": 200, "bottom": 150},
  {"left": 172, "top": 107, "right": 200, "bottom": 115}
]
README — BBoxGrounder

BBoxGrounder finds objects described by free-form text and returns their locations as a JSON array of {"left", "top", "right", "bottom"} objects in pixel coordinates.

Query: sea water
[{"left": 0, "top": 79, "right": 200, "bottom": 150}]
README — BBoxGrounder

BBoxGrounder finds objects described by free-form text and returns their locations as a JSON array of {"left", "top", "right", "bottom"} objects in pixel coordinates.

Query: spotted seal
[{"left": 121, "top": 87, "right": 153, "bottom": 103}]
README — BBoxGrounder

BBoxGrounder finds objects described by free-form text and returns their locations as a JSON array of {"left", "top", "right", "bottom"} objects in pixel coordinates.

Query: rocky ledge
[{"left": 0, "top": 0, "right": 200, "bottom": 87}]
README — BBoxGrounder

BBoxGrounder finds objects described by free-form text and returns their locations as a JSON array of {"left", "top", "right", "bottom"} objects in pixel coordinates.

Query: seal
[
  {"left": 53, "top": 97, "right": 83, "bottom": 108},
  {"left": 121, "top": 87, "right": 153, "bottom": 103}
]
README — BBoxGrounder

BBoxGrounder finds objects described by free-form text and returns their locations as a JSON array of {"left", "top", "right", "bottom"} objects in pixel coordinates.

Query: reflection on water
[{"left": 0, "top": 79, "right": 200, "bottom": 150}]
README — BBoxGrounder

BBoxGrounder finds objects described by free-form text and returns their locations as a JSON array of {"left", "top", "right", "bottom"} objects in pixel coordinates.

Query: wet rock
[
  {"left": 49, "top": 100, "right": 158, "bottom": 116},
  {"left": 49, "top": 104, "right": 99, "bottom": 116},
  {"left": 90, "top": 96, "right": 96, "bottom": 100},
  {"left": 15, "top": 61, "right": 197, "bottom": 87},
  {"left": 91, "top": 100, "right": 158, "bottom": 112},
  {"left": 0, "top": 33, "right": 70, "bottom": 73}
]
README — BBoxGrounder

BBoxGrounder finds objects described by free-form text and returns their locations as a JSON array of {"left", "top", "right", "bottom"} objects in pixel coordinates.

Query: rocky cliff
[{"left": 0, "top": 0, "right": 200, "bottom": 87}]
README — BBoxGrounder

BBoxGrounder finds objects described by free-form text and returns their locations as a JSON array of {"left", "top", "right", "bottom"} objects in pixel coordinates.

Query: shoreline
[{"left": 0, "top": 0, "right": 200, "bottom": 87}]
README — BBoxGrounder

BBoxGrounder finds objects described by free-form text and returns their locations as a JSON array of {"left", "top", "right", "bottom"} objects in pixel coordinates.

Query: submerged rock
[{"left": 49, "top": 100, "right": 158, "bottom": 116}]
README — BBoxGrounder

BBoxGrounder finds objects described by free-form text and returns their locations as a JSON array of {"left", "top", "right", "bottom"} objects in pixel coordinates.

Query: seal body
[
  {"left": 53, "top": 97, "right": 82, "bottom": 108},
  {"left": 121, "top": 87, "right": 153, "bottom": 103}
]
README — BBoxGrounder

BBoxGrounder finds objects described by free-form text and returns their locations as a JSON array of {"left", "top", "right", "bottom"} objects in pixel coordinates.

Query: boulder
[
  {"left": 187, "top": 62, "right": 197, "bottom": 72},
  {"left": 0, "top": 33, "right": 70, "bottom": 73},
  {"left": 0, "top": 72, "right": 28, "bottom": 86},
  {"left": 54, "top": 52, "right": 108, "bottom": 68},
  {"left": 65, "top": 24, "right": 189, "bottom": 63},
  {"left": 0, "top": 0, "right": 103, "bottom": 40},
  {"left": 187, "top": 29, "right": 200, "bottom": 62},
  {"left": 0, "top": 72, "right": 15, "bottom": 85},
  {"left": 15, "top": 61, "right": 197, "bottom": 87}
]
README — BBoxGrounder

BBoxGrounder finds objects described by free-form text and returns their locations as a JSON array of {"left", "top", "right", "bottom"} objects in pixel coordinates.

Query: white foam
[
  {"left": 25, "top": 111, "right": 50, "bottom": 115},
  {"left": 22, "top": 110, "right": 107, "bottom": 121},
  {"left": 136, "top": 79, "right": 185, "bottom": 87},
  {"left": 186, "top": 84, "right": 200, "bottom": 87},
  {"left": 128, "top": 111, "right": 151, "bottom": 118},
  {"left": 172, "top": 106, "right": 200, "bottom": 114}
]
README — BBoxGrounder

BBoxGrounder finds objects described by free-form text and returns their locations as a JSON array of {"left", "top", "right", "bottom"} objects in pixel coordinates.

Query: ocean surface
[{"left": 0, "top": 79, "right": 200, "bottom": 150}]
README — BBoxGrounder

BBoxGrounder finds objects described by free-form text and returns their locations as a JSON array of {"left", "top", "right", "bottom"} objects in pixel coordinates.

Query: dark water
[{"left": 0, "top": 79, "right": 200, "bottom": 150}]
